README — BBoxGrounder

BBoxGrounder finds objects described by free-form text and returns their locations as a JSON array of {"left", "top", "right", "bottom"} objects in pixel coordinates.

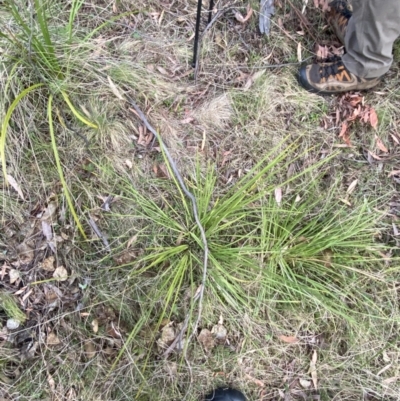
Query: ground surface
[{"left": 0, "top": 0, "right": 400, "bottom": 400}]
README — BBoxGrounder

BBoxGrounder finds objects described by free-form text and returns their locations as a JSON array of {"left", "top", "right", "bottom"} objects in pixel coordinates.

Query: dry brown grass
[{"left": 1, "top": 0, "right": 400, "bottom": 400}]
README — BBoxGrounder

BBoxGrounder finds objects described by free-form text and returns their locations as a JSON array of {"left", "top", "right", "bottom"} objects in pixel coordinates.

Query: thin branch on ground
[
  {"left": 88, "top": 214, "right": 111, "bottom": 253},
  {"left": 125, "top": 95, "right": 209, "bottom": 358}
]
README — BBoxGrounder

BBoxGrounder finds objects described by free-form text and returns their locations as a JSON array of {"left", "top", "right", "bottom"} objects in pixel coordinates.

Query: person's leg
[
  {"left": 298, "top": 0, "right": 400, "bottom": 94},
  {"left": 343, "top": 0, "right": 400, "bottom": 79}
]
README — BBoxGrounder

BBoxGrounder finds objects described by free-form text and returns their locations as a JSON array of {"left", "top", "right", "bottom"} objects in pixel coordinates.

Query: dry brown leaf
[
  {"left": 369, "top": 108, "right": 378, "bottom": 129},
  {"left": 244, "top": 373, "right": 265, "bottom": 387},
  {"left": 243, "top": 69, "right": 266, "bottom": 91},
  {"left": 107, "top": 321, "right": 122, "bottom": 339},
  {"left": 339, "top": 198, "right": 352, "bottom": 206},
  {"left": 107, "top": 75, "right": 124, "bottom": 100},
  {"left": 91, "top": 319, "right": 99, "bottom": 334},
  {"left": 346, "top": 179, "right": 358, "bottom": 194},
  {"left": 211, "top": 323, "right": 227, "bottom": 343},
  {"left": 299, "top": 378, "right": 312, "bottom": 388},
  {"left": 278, "top": 335, "right": 298, "bottom": 344},
  {"left": 388, "top": 170, "right": 400, "bottom": 177},
  {"left": 390, "top": 133, "right": 400, "bottom": 145},
  {"left": 368, "top": 150, "right": 382, "bottom": 161},
  {"left": 153, "top": 163, "right": 171, "bottom": 179},
  {"left": 310, "top": 349, "right": 318, "bottom": 389},
  {"left": 6, "top": 175, "right": 25, "bottom": 200},
  {"left": 234, "top": 6, "right": 253, "bottom": 23},
  {"left": 84, "top": 341, "right": 96, "bottom": 359},
  {"left": 47, "top": 372, "right": 56, "bottom": 392},
  {"left": 375, "top": 135, "right": 388, "bottom": 153},
  {"left": 41, "top": 256, "right": 55, "bottom": 271},
  {"left": 42, "top": 220, "right": 53, "bottom": 241},
  {"left": 339, "top": 121, "right": 351, "bottom": 146},
  {"left": 198, "top": 328, "right": 215, "bottom": 352},
  {"left": 314, "top": 0, "right": 330, "bottom": 11},
  {"left": 297, "top": 42, "right": 302, "bottom": 62},
  {"left": 53, "top": 266, "right": 68, "bottom": 281},
  {"left": 47, "top": 332, "right": 61, "bottom": 345},
  {"left": 9, "top": 268, "right": 20, "bottom": 284},
  {"left": 126, "top": 234, "right": 138, "bottom": 249},
  {"left": 157, "top": 322, "right": 176, "bottom": 350},
  {"left": 275, "top": 187, "right": 282, "bottom": 205},
  {"left": 315, "top": 44, "right": 328, "bottom": 60},
  {"left": 41, "top": 201, "right": 57, "bottom": 221},
  {"left": 156, "top": 66, "right": 170, "bottom": 76}
]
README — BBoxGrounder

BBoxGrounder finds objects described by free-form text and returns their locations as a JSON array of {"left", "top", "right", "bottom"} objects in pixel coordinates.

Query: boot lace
[
  {"left": 329, "top": 0, "right": 353, "bottom": 19},
  {"left": 320, "top": 60, "right": 345, "bottom": 79}
]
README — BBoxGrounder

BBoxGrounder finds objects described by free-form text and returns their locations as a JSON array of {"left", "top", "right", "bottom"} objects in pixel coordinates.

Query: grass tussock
[{"left": 1, "top": 0, "right": 400, "bottom": 400}]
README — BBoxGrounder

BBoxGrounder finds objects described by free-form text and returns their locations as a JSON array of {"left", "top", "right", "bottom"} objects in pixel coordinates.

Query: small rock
[{"left": 6, "top": 318, "right": 20, "bottom": 330}]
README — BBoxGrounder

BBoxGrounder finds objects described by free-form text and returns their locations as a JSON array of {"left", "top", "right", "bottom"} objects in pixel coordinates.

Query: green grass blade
[
  {"left": 68, "top": 0, "right": 85, "bottom": 42},
  {"left": 1, "top": 83, "right": 44, "bottom": 181},
  {"left": 47, "top": 94, "right": 87, "bottom": 239},
  {"left": 61, "top": 91, "right": 98, "bottom": 129}
]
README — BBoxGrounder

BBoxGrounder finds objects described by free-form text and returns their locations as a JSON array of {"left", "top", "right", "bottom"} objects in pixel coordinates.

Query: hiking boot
[
  {"left": 298, "top": 57, "right": 381, "bottom": 95},
  {"left": 205, "top": 388, "right": 246, "bottom": 401},
  {"left": 326, "top": 0, "right": 353, "bottom": 45}
]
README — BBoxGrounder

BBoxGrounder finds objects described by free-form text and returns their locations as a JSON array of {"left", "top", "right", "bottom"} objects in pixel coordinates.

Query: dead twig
[
  {"left": 88, "top": 214, "right": 111, "bottom": 253},
  {"left": 126, "top": 97, "right": 209, "bottom": 359}
]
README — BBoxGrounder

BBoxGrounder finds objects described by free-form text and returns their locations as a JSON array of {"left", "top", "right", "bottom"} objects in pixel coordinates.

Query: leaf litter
[{"left": 322, "top": 93, "right": 380, "bottom": 147}]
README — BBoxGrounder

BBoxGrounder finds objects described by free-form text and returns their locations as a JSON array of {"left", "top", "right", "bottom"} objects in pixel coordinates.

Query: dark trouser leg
[{"left": 343, "top": 0, "right": 400, "bottom": 78}]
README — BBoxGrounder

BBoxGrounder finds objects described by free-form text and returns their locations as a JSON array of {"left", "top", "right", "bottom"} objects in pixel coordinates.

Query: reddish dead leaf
[
  {"left": 180, "top": 117, "right": 194, "bottom": 124},
  {"left": 137, "top": 125, "right": 153, "bottom": 146},
  {"left": 315, "top": 44, "right": 328, "bottom": 60},
  {"left": 348, "top": 94, "right": 363, "bottom": 107},
  {"left": 390, "top": 133, "right": 400, "bottom": 145},
  {"left": 234, "top": 5, "right": 253, "bottom": 23},
  {"left": 221, "top": 150, "right": 232, "bottom": 167},
  {"left": 369, "top": 108, "right": 378, "bottom": 129},
  {"left": 368, "top": 150, "right": 382, "bottom": 161},
  {"left": 375, "top": 135, "right": 388, "bottom": 153},
  {"left": 244, "top": 373, "right": 265, "bottom": 387},
  {"left": 339, "top": 121, "right": 351, "bottom": 146},
  {"left": 278, "top": 335, "right": 298, "bottom": 344},
  {"left": 153, "top": 163, "right": 170, "bottom": 179},
  {"left": 314, "top": 0, "right": 330, "bottom": 11}
]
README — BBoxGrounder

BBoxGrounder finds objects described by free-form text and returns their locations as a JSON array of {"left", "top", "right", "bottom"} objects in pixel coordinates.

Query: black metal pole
[
  {"left": 192, "top": 0, "right": 203, "bottom": 68},
  {"left": 208, "top": 0, "right": 214, "bottom": 23}
]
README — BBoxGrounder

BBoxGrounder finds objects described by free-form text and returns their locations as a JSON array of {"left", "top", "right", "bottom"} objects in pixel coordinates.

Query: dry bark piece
[
  {"left": 53, "top": 266, "right": 68, "bottom": 281},
  {"left": 157, "top": 322, "right": 176, "bottom": 351},
  {"left": 198, "top": 328, "right": 215, "bottom": 352}
]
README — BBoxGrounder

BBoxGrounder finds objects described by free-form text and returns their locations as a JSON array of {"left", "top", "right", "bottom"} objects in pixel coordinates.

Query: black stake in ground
[{"left": 192, "top": 0, "right": 214, "bottom": 68}]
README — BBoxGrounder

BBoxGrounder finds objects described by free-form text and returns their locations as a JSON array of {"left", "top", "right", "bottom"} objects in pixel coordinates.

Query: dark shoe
[
  {"left": 205, "top": 388, "right": 246, "bottom": 401},
  {"left": 327, "top": 0, "right": 353, "bottom": 45},
  {"left": 298, "top": 57, "right": 381, "bottom": 95}
]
